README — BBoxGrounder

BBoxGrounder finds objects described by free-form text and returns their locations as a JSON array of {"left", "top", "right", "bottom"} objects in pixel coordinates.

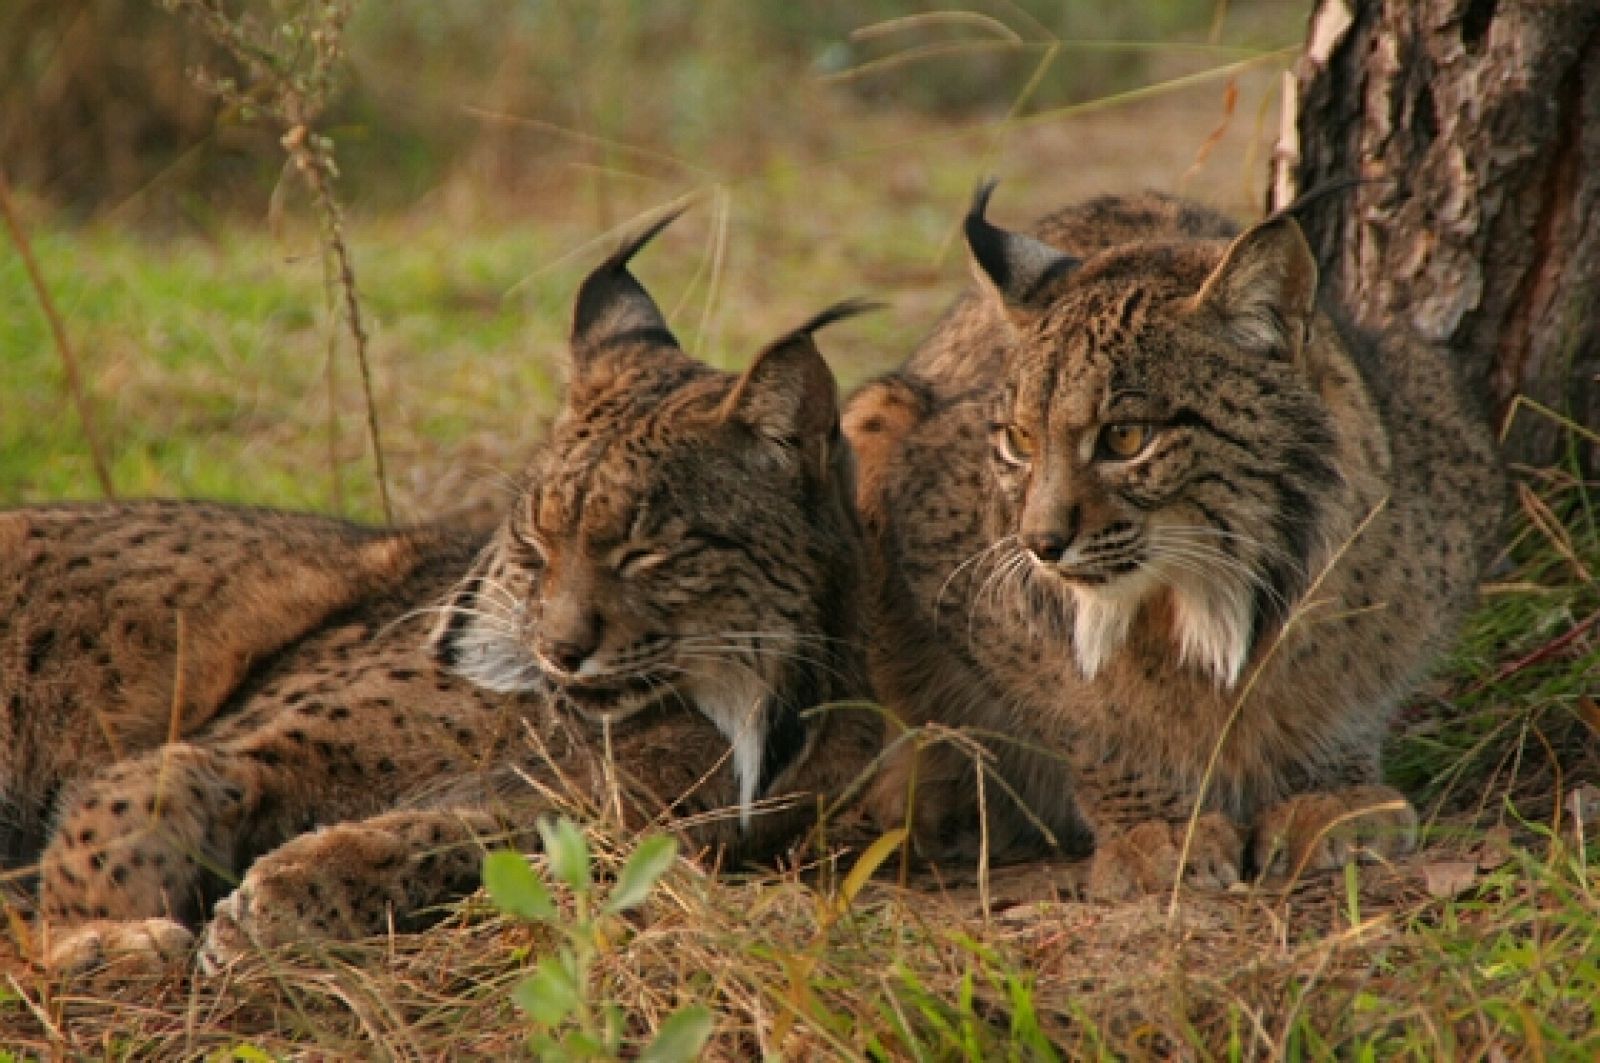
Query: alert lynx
[
  {"left": 852, "top": 186, "right": 1504, "bottom": 896},
  {"left": 1, "top": 215, "right": 879, "bottom": 973}
]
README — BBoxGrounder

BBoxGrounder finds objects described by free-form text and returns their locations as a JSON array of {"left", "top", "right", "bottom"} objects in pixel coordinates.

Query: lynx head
[
  {"left": 967, "top": 182, "right": 1341, "bottom": 687},
  {"left": 430, "top": 213, "right": 871, "bottom": 815}
]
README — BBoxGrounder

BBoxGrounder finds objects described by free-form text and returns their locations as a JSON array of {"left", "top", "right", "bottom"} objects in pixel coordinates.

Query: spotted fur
[
  {"left": 855, "top": 188, "right": 1505, "bottom": 894},
  {"left": 3, "top": 218, "right": 879, "bottom": 974}
]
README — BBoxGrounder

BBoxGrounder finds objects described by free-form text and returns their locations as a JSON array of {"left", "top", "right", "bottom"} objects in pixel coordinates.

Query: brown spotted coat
[{"left": 852, "top": 191, "right": 1504, "bottom": 895}]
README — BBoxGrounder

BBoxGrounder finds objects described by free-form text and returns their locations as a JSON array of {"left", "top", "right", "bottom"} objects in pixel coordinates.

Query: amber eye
[
  {"left": 1000, "top": 423, "right": 1037, "bottom": 464},
  {"left": 1098, "top": 423, "right": 1151, "bottom": 461}
]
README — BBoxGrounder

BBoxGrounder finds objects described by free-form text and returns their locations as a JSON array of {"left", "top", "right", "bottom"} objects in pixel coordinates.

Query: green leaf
[
  {"left": 511, "top": 954, "right": 579, "bottom": 1027},
  {"left": 539, "top": 817, "right": 592, "bottom": 896},
  {"left": 638, "top": 1004, "right": 715, "bottom": 1063},
  {"left": 835, "top": 827, "right": 906, "bottom": 917},
  {"left": 602, "top": 1002, "right": 626, "bottom": 1050},
  {"left": 526, "top": 1033, "right": 568, "bottom": 1062},
  {"left": 206, "top": 1047, "right": 276, "bottom": 1063},
  {"left": 563, "top": 1031, "right": 609, "bottom": 1057},
  {"left": 483, "top": 850, "right": 555, "bottom": 923},
  {"left": 605, "top": 834, "right": 678, "bottom": 914}
]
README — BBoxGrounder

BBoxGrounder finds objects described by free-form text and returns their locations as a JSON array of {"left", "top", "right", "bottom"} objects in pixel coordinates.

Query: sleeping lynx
[
  {"left": 1, "top": 215, "right": 879, "bottom": 973},
  {"left": 851, "top": 186, "right": 1504, "bottom": 897}
]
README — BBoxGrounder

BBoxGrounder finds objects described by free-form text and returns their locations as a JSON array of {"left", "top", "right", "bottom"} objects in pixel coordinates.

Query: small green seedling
[{"left": 483, "top": 818, "right": 711, "bottom": 1062}]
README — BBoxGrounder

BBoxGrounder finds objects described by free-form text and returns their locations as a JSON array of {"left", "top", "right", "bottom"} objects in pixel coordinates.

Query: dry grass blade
[
  {"left": 1516, "top": 480, "right": 1592, "bottom": 582},
  {"left": 849, "top": 12, "right": 1025, "bottom": 46},
  {"left": 462, "top": 106, "right": 713, "bottom": 183},
  {"left": 1017, "top": 46, "right": 1300, "bottom": 131},
  {"left": 1483, "top": 607, "right": 1599, "bottom": 693},
  {"left": 1498, "top": 393, "right": 1600, "bottom": 449},
  {"left": 821, "top": 39, "right": 1047, "bottom": 86},
  {"left": 286, "top": 129, "right": 393, "bottom": 524},
  {"left": 1181, "top": 75, "right": 1239, "bottom": 189},
  {"left": 162, "top": 0, "right": 392, "bottom": 522}
]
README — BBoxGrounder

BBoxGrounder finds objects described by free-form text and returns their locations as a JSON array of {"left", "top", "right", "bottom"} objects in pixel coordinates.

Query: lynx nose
[
  {"left": 545, "top": 638, "right": 595, "bottom": 675},
  {"left": 538, "top": 602, "right": 602, "bottom": 676},
  {"left": 1024, "top": 532, "right": 1068, "bottom": 563}
]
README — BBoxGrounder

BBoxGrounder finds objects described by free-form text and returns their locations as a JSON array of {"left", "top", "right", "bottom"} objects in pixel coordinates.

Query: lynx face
[
  {"left": 970, "top": 186, "right": 1341, "bottom": 686},
  {"left": 431, "top": 216, "right": 867, "bottom": 813}
]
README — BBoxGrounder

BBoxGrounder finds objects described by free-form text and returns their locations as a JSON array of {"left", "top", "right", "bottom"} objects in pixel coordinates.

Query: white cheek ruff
[
  {"left": 1064, "top": 565, "right": 1250, "bottom": 687},
  {"left": 687, "top": 669, "right": 770, "bottom": 831},
  {"left": 1169, "top": 578, "right": 1253, "bottom": 688},
  {"left": 445, "top": 624, "right": 544, "bottom": 692},
  {"left": 1069, "top": 587, "right": 1138, "bottom": 680}
]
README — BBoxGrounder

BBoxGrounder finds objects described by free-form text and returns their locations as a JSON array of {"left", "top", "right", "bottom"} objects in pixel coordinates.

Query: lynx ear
[
  {"left": 965, "top": 178, "right": 1078, "bottom": 319},
  {"left": 721, "top": 299, "right": 880, "bottom": 446},
  {"left": 1188, "top": 215, "right": 1319, "bottom": 361},
  {"left": 569, "top": 209, "right": 684, "bottom": 370}
]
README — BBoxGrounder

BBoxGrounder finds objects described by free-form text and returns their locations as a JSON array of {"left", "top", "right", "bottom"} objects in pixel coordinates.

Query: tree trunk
[{"left": 1285, "top": 0, "right": 1600, "bottom": 470}]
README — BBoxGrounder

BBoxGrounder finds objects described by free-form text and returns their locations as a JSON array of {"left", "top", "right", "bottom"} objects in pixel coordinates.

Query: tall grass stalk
[
  {"left": 161, "top": 0, "right": 391, "bottom": 520},
  {"left": 0, "top": 168, "right": 115, "bottom": 498}
]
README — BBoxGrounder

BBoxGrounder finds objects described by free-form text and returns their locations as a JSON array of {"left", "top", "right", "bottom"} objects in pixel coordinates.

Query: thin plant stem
[
  {"left": 287, "top": 128, "right": 391, "bottom": 523},
  {"left": 0, "top": 167, "right": 116, "bottom": 498}
]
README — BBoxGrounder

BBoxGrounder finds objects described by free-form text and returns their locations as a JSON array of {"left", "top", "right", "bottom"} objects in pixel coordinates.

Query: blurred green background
[
  {"left": 2, "top": 1, "right": 1302, "bottom": 213},
  {"left": 1, "top": 1, "right": 1306, "bottom": 516}
]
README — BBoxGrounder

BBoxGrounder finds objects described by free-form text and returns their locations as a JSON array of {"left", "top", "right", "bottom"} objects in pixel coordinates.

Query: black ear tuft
[
  {"left": 965, "top": 176, "right": 1003, "bottom": 255},
  {"left": 964, "top": 178, "right": 1078, "bottom": 314},
  {"left": 570, "top": 207, "right": 686, "bottom": 362},
  {"left": 774, "top": 296, "right": 886, "bottom": 347}
]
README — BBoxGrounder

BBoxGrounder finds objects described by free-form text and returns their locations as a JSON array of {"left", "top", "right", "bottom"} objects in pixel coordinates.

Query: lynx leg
[
  {"left": 199, "top": 808, "right": 505, "bottom": 971},
  {"left": 39, "top": 743, "right": 256, "bottom": 976},
  {"left": 41, "top": 744, "right": 252, "bottom": 927},
  {"left": 868, "top": 738, "right": 989, "bottom": 861},
  {"left": 868, "top": 736, "right": 1061, "bottom": 864},
  {"left": 43, "top": 918, "right": 195, "bottom": 980}
]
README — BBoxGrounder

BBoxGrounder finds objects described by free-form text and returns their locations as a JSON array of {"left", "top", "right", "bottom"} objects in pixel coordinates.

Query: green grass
[
  {"left": 1, "top": 219, "right": 561, "bottom": 511},
  {"left": 0, "top": 187, "right": 966, "bottom": 515}
]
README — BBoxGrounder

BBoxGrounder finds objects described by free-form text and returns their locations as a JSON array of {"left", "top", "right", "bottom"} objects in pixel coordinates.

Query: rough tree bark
[{"left": 1283, "top": 0, "right": 1599, "bottom": 470}]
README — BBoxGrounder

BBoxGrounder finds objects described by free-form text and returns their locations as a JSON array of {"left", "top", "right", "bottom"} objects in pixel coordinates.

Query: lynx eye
[
  {"left": 1097, "top": 423, "right": 1152, "bottom": 461},
  {"left": 997, "top": 422, "right": 1037, "bottom": 465}
]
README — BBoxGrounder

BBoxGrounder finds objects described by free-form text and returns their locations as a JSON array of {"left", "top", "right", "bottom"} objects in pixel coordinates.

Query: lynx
[
  {"left": 851, "top": 186, "right": 1504, "bottom": 897},
  {"left": 1, "top": 215, "right": 879, "bottom": 974}
]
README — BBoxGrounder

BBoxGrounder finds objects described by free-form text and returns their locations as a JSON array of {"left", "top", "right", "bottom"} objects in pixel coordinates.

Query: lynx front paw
[
  {"left": 1086, "top": 814, "right": 1243, "bottom": 901},
  {"left": 199, "top": 813, "right": 488, "bottom": 972},
  {"left": 1251, "top": 784, "right": 1417, "bottom": 880},
  {"left": 199, "top": 823, "right": 410, "bottom": 971},
  {"left": 45, "top": 918, "right": 194, "bottom": 979}
]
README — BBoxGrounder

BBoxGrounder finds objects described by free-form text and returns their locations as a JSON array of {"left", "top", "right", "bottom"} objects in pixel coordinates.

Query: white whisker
[{"left": 937, "top": 535, "right": 1019, "bottom": 618}]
